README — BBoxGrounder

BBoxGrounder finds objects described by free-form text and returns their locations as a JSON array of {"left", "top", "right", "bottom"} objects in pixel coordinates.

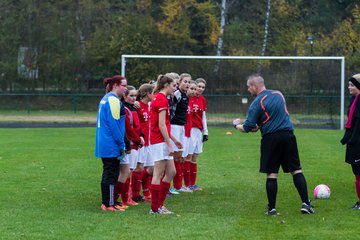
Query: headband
[{"left": 349, "top": 77, "right": 360, "bottom": 90}]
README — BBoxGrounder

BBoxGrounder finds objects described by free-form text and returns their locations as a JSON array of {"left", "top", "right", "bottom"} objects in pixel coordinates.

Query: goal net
[{"left": 121, "top": 55, "right": 346, "bottom": 130}]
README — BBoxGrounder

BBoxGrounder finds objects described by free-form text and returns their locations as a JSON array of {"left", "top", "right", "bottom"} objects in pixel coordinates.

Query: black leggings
[
  {"left": 351, "top": 164, "right": 360, "bottom": 176},
  {"left": 101, "top": 158, "right": 120, "bottom": 206}
]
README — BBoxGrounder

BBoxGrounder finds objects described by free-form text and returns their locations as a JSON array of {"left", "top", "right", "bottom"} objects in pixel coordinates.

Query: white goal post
[{"left": 121, "top": 54, "right": 346, "bottom": 130}]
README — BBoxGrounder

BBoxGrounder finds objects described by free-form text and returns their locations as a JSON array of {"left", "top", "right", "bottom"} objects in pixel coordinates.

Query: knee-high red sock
[
  {"left": 190, "top": 162, "right": 197, "bottom": 186},
  {"left": 131, "top": 171, "right": 143, "bottom": 199},
  {"left": 180, "top": 161, "right": 184, "bottom": 186},
  {"left": 150, "top": 184, "right": 161, "bottom": 212},
  {"left": 126, "top": 177, "right": 131, "bottom": 200},
  {"left": 120, "top": 178, "right": 130, "bottom": 203},
  {"left": 159, "top": 181, "right": 171, "bottom": 207},
  {"left": 142, "top": 169, "right": 151, "bottom": 197},
  {"left": 184, "top": 161, "right": 191, "bottom": 187},
  {"left": 114, "top": 181, "right": 121, "bottom": 203},
  {"left": 173, "top": 161, "right": 182, "bottom": 189},
  {"left": 119, "top": 181, "right": 127, "bottom": 203},
  {"left": 355, "top": 175, "right": 360, "bottom": 201},
  {"left": 147, "top": 175, "right": 153, "bottom": 197}
]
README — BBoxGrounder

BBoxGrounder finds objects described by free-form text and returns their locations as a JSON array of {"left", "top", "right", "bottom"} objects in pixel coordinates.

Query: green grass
[
  {"left": 0, "top": 110, "right": 96, "bottom": 116},
  {"left": 0, "top": 127, "right": 357, "bottom": 239}
]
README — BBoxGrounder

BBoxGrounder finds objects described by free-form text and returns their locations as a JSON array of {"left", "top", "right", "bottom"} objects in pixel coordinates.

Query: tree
[{"left": 157, "top": 0, "right": 220, "bottom": 54}]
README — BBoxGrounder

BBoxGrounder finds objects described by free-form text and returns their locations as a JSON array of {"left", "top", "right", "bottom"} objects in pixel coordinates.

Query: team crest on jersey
[
  {"left": 143, "top": 112, "right": 149, "bottom": 121},
  {"left": 193, "top": 104, "right": 199, "bottom": 112}
]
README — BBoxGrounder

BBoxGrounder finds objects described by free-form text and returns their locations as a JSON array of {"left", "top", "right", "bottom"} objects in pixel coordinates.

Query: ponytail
[
  {"left": 153, "top": 75, "right": 174, "bottom": 94},
  {"left": 102, "top": 75, "right": 126, "bottom": 93}
]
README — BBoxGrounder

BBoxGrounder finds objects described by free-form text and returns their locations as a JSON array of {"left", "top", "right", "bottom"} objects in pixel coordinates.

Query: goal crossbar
[{"left": 121, "top": 54, "right": 346, "bottom": 130}]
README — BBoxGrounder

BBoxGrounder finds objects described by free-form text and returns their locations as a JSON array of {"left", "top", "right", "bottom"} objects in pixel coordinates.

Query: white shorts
[
  {"left": 150, "top": 142, "right": 174, "bottom": 162},
  {"left": 188, "top": 128, "right": 203, "bottom": 154},
  {"left": 122, "top": 149, "right": 138, "bottom": 169},
  {"left": 171, "top": 125, "right": 185, "bottom": 152},
  {"left": 138, "top": 146, "right": 154, "bottom": 167},
  {"left": 182, "top": 137, "right": 190, "bottom": 158}
]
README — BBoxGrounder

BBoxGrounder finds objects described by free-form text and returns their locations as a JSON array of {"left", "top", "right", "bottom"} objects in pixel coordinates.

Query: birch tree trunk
[
  {"left": 76, "top": 8, "right": 86, "bottom": 89},
  {"left": 214, "top": 0, "right": 227, "bottom": 73},
  {"left": 257, "top": 0, "right": 271, "bottom": 73}
]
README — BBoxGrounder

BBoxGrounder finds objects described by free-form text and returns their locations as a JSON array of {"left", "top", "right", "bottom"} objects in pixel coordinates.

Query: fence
[{"left": 0, "top": 93, "right": 348, "bottom": 129}]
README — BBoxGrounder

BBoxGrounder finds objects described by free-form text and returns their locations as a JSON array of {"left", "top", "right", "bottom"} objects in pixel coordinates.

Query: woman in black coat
[{"left": 341, "top": 74, "right": 360, "bottom": 209}]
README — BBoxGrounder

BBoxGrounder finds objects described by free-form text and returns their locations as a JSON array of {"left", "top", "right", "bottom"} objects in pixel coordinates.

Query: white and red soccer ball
[{"left": 314, "top": 184, "right": 331, "bottom": 199}]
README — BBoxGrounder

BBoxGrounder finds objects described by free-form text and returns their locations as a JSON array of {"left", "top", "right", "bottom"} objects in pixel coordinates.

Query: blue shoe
[
  {"left": 179, "top": 186, "right": 193, "bottom": 193},
  {"left": 265, "top": 208, "right": 279, "bottom": 216},
  {"left": 301, "top": 200, "right": 315, "bottom": 214},
  {"left": 189, "top": 185, "right": 203, "bottom": 191}
]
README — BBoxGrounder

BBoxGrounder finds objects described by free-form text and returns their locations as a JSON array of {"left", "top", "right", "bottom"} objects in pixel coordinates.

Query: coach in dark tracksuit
[{"left": 233, "top": 74, "right": 315, "bottom": 216}]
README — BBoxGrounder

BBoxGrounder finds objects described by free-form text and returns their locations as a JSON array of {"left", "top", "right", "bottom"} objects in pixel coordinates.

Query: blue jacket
[
  {"left": 95, "top": 92, "right": 126, "bottom": 158},
  {"left": 243, "top": 89, "right": 293, "bottom": 136}
]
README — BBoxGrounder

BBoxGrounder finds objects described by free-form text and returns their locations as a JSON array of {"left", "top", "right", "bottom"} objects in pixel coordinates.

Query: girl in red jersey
[
  {"left": 133, "top": 83, "right": 155, "bottom": 203},
  {"left": 188, "top": 78, "right": 208, "bottom": 191},
  {"left": 182, "top": 80, "right": 197, "bottom": 189},
  {"left": 149, "top": 75, "right": 182, "bottom": 214},
  {"left": 114, "top": 86, "right": 144, "bottom": 207}
]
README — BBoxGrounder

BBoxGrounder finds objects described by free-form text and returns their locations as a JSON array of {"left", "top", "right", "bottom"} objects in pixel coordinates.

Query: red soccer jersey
[
  {"left": 190, "top": 95, "right": 207, "bottom": 131},
  {"left": 184, "top": 104, "right": 192, "bottom": 137},
  {"left": 150, "top": 92, "right": 171, "bottom": 145},
  {"left": 137, "top": 101, "right": 151, "bottom": 146},
  {"left": 124, "top": 105, "right": 142, "bottom": 150}
]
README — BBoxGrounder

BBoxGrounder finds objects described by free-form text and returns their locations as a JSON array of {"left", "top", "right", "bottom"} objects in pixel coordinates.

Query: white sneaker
[
  {"left": 169, "top": 187, "right": 180, "bottom": 195},
  {"left": 159, "top": 206, "right": 174, "bottom": 214}
]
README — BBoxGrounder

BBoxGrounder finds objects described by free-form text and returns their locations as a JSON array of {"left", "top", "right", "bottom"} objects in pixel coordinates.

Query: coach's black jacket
[{"left": 341, "top": 95, "right": 360, "bottom": 163}]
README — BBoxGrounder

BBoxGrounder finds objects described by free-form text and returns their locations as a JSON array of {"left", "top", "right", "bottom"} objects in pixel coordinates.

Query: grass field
[{"left": 0, "top": 127, "right": 358, "bottom": 239}]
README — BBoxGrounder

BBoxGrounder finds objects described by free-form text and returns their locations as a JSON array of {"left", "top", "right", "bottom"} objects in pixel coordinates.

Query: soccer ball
[{"left": 314, "top": 184, "right": 331, "bottom": 199}]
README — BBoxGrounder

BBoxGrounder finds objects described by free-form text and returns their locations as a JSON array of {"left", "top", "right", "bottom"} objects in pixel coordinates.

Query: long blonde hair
[{"left": 153, "top": 75, "right": 174, "bottom": 94}]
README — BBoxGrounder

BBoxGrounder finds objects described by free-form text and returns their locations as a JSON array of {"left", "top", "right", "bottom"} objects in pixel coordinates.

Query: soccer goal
[{"left": 121, "top": 54, "right": 346, "bottom": 130}]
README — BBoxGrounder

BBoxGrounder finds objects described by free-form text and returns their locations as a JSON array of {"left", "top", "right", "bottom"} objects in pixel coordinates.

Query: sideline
[{"left": 0, "top": 122, "right": 94, "bottom": 128}]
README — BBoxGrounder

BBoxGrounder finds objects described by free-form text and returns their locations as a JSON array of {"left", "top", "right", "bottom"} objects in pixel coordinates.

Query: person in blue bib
[
  {"left": 95, "top": 75, "right": 127, "bottom": 212},
  {"left": 233, "top": 74, "right": 314, "bottom": 216}
]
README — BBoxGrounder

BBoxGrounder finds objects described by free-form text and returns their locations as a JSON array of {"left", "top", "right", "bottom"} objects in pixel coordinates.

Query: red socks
[
  {"left": 119, "top": 178, "right": 130, "bottom": 203},
  {"left": 150, "top": 184, "right": 161, "bottom": 212},
  {"left": 190, "top": 162, "right": 197, "bottom": 186},
  {"left": 131, "top": 171, "right": 143, "bottom": 199},
  {"left": 142, "top": 169, "right": 152, "bottom": 197},
  {"left": 173, "top": 161, "right": 183, "bottom": 189},
  {"left": 159, "top": 181, "right": 170, "bottom": 207},
  {"left": 114, "top": 181, "right": 121, "bottom": 203},
  {"left": 355, "top": 175, "right": 360, "bottom": 201},
  {"left": 183, "top": 161, "right": 191, "bottom": 187}
]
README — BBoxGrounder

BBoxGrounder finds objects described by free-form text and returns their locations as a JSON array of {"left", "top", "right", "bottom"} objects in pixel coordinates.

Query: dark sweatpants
[{"left": 101, "top": 158, "right": 120, "bottom": 207}]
